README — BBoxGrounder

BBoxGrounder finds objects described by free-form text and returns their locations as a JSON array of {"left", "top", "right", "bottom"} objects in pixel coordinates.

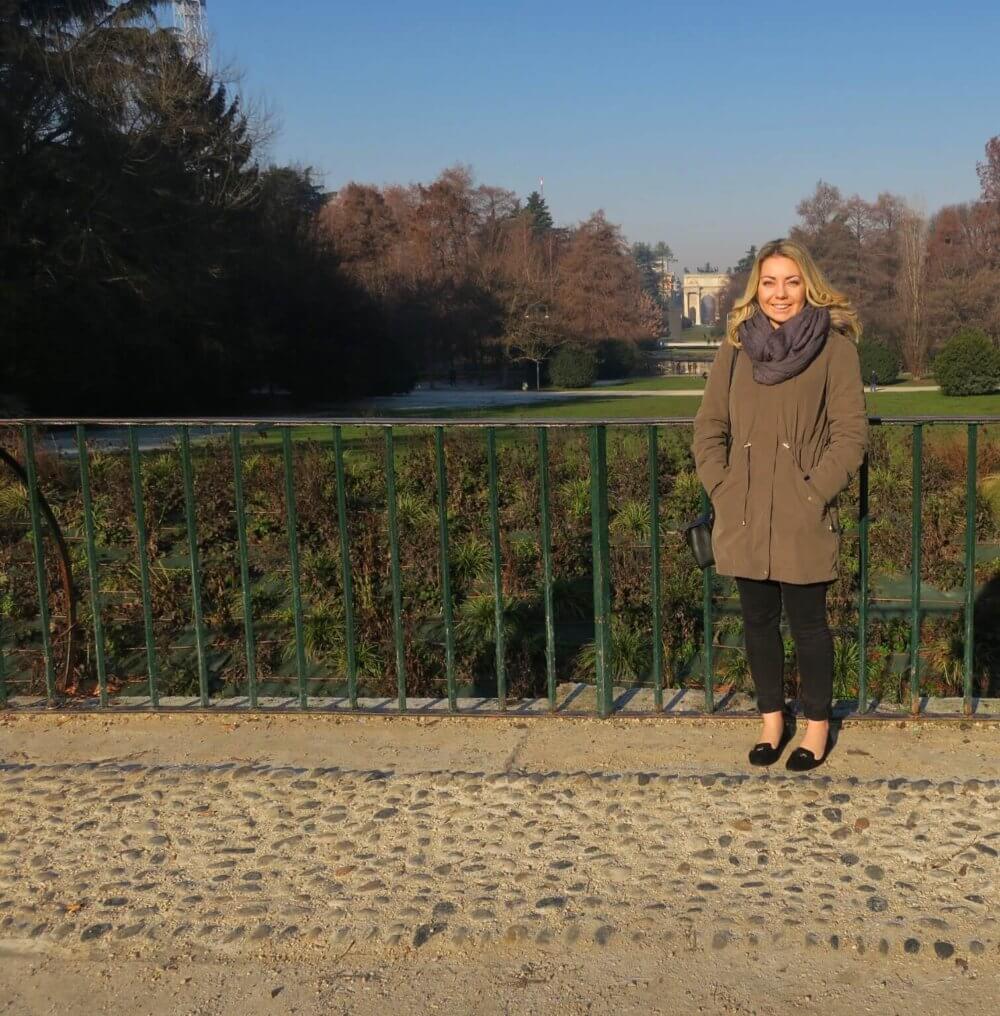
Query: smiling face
[{"left": 756, "top": 254, "right": 807, "bottom": 328}]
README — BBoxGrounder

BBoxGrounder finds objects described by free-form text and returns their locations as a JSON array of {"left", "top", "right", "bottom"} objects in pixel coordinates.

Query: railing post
[
  {"left": 909, "top": 425, "right": 923, "bottom": 715},
  {"left": 486, "top": 428, "right": 507, "bottom": 710},
  {"left": 22, "top": 425, "right": 56, "bottom": 703},
  {"left": 964, "top": 423, "right": 978, "bottom": 715},
  {"left": 384, "top": 427, "right": 406, "bottom": 712},
  {"left": 231, "top": 428, "right": 258, "bottom": 708},
  {"left": 589, "top": 425, "right": 613, "bottom": 718},
  {"left": 128, "top": 427, "right": 159, "bottom": 707},
  {"left": 648, "top": 425, "right": 663, "bottom": 711},
  {"left": 434, "top": 427, "right": 457, "bottom": 711},
  {"left": 333, "top": 427, "right": 359, "bottom": 709},
  {"left": 281, "top": 429, "right": 308, "bottom": 708},
  {"left": 179, "top": 427, "right": 209, "bottom": 707},
  {"left": 76, "top": 427, "right": 108, "bottom": 707},
  {"left": 537, "top": 428, "right": 557, "bottom": 710},
  {"left": 857, "top": 455, "right": 870, "bottom": 713},
  {"left": 700, "top": 487, "right": 714, "bottom": 713}
]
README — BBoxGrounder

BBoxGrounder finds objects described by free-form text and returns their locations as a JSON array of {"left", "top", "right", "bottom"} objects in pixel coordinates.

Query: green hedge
[
  {"left": 934, "top": 329, "right": 1000, "bottom": 396},
  {"left": 550, "top": 343, "right": 598, "bottom": 388},
  {"left": 596, "top": 338, "right": 642, "bottom": 380},
  {"left": 858, "top": 337, "right": 900, "bottom": 385}
]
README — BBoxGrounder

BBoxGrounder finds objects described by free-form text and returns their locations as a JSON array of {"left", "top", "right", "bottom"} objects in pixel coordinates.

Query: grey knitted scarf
[{"left": 738, "top": 304, "right": 831, "bottom": 385}]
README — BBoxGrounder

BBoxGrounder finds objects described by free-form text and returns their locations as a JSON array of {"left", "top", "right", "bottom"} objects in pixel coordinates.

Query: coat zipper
[{"left": 742, "top": 441, "right": 751, "bottom": 526}]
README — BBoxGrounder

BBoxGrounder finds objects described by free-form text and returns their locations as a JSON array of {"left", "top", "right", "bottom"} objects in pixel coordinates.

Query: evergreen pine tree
[
  {"left": 734, "top": 245, "right": 759, "bottom": 274},
  {"left": 525, "top": 191, "right": 554, "bottom": 233}
]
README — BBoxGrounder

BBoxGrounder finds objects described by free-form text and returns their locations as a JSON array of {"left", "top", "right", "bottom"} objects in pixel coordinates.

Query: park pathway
[{"left": 0, "top": 712, "right": 997, "bottom": 1014}]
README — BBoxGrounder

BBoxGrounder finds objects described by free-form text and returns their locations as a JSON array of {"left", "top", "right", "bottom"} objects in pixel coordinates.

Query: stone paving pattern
[{"left": 1, "top": 761, "right": 997, "bottom": 970}]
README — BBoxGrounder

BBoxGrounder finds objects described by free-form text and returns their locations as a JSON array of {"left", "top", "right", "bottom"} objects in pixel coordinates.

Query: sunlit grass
[{"left": 233, "top": 386, "right": 1000, "bottom": 451}]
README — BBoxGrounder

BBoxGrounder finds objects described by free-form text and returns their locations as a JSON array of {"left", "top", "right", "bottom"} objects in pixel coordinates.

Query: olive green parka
[{"left": 691, "top": 330, "right": 868, "bottom": 584}]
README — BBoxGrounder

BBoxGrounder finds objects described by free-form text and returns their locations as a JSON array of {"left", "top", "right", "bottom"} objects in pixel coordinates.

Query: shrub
[
  {"left": 934, "top": 328, "right": 1000, "bottom": 396},
  {"left": 857, "top": 337, "right": 900, "bottom": 385},
  {"left": 596, "top": 338, "right": 641, "bottom": 379},
  {"left": 550, "top": 343, "right": 598, "bottom": 388}
]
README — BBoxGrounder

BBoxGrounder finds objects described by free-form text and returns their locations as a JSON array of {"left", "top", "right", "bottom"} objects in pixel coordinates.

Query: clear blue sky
[{"left": 204, "top": 0, "right": 1000, "bottom": 271}]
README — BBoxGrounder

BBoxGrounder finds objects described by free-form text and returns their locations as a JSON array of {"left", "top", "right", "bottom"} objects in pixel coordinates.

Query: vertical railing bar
[
  {"left": 76, "top": 426, "right": 108, "bottom": 708},
  {"left": 434, "top": 427, "right": 457, "bottom": 712},
  {"left": 231, "top": 428, "right": 258, "bottom": 709},
  {"left": 128, "top": 427, "right": 159, "bottom": 707},
  {"left": 179, "top": 427, "right": 210, "bottom": 707},
  {"left": 857, "top": 456, "right": 870, "bottom": 713},
  {"left": 22, "top": 425, "right": 56, "bottom": 703},
  {"left": 281, "top": 428, "right": 308, "bottom": 709},
  {"left": 384, "top": 427, "right": 406, "bottom": 712},
  {"left": 333, "top": 427, "right": 359, "bottom": 709},
  {"left": 648, "top": 425, "right": 663, "bottom": 711},
  {"left": 909, "top": 425, "right": 923, "bottom": 715},
  {"left": 486, "top": 428, "right": 507, "bottom": 710},
  {"left": 963, "top": 423, "right": 977, "bottom": 715},
  {"left": 589, "top": 425, "right": 614, "bottom": 718},
  {"left": 700, "top": 487, "right": 714, "bottom": 713},
  {"left": 537, "top": 428, "right": 557, "bottom": 710}
]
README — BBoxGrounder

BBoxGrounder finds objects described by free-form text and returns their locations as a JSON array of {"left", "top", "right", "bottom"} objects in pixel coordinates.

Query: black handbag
[
  {"left": 685, "top": 347, "right": 739, "bottom": 570},
  {"left": 683, "top": 508, "right": 716, "bottom": 569}
]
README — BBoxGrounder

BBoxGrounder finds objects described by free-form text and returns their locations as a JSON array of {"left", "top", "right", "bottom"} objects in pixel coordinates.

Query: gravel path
[
  {"left": 1, "top": 714, "right": 997, "bottom": 1014},
  {"left": 1, "top": 759, "right": 996, "bottom": 962}
]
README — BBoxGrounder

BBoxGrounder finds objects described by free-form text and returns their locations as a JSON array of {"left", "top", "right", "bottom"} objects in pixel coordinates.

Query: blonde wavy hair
[{"left": 726, "top": 238, "right": 861, "bottom": 347}]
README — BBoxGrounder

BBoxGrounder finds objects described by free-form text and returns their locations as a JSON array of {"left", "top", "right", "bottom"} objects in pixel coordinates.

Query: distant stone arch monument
[{"left": 683, "top": 273, "right": 730, "bottom": 327}]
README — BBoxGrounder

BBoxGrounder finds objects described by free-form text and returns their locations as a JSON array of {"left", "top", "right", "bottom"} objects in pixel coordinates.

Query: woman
[{"left": 692, "top": 239, "right": 867, "bottom": 771}]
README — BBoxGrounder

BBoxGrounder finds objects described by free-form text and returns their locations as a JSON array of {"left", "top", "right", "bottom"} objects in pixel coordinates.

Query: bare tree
[{"left": 898, "top": 207, "right": 929, "bottom": 377}]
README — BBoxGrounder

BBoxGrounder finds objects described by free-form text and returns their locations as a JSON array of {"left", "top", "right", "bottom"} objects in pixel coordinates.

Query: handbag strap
[{"left": 725, "top": 345, "right": 739, "bottom": 452}]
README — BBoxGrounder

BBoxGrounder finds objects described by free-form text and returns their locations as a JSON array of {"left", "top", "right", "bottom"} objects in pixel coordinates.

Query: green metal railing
[{"left": 0, "top": 416, "right": 996, "bottom": 717}]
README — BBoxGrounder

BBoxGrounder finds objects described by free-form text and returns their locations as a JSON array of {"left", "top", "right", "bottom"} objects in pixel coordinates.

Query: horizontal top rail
[{"left": 4, "top": 416, "right": 1000, "bottom": 428}]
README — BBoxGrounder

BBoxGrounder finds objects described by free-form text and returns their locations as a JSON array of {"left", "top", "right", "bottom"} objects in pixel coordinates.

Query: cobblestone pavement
[{"left": 1, "top": 760, "right": 997, "bottom": 972}]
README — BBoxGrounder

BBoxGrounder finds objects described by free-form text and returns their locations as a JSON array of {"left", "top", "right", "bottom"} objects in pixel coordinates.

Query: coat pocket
[
  {"left": 782, "top": 443, "right": 827, "bottom": 520},
  {"left": 713, "top": 443, "right": 750, "bottom": 527},
  {"left": 792, "top": 467, "right": 825, "bottom": 514},
  {"left": 710, "top": 467, "right": 733, "bottom": 499}
]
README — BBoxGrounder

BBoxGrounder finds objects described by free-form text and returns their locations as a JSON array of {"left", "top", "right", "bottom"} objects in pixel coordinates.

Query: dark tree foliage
[
  {"left": 549, "top": 343, "right": 597, "bottom": 388},
  {"left": 857, "top": 337, "right": 900, "bottom": 385},
  {"left": 0, "top": 1, "right": 410, "bottom": 413},
  {"left": 733, "top": 245, "right": 758, "bottom": 275},
  {"left": 525, "top": 190, "right": 553, "bottom": 233}
]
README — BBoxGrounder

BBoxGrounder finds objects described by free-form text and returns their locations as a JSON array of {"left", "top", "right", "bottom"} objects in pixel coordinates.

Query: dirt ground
[
  {"left": 2, "top": 709, "right": 997, "bottom": 779},
  {"left": 1, "top": 711, "right": 997, "bottom": 1016},
  {"left": 2, "top": 941, "right": 996, "bottom": 1016}
]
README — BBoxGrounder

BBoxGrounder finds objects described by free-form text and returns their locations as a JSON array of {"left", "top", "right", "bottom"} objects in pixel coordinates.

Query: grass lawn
[
  {"left": 595, "top": 374, "right": 917, "bottom": 394},
  {"left": 676, "top": 325, "right": 721, "bottom": 343},
  {"left": 398, "top": 395, "right": 702, "bottom": 421},
  {"left": 600, "top": 376, "right": 707, "bottom": 391},
  {"left": 430, "top": 390, "right": 1000, "bottom": 422},
  {"left": 240, "top": 396, "right": 699, "bottom": 449},
  {"left": 238, "top": 387, "right": 1000, "bottom": 450},
  {"left": 865, "top": 390, "right": 1000, "bottom": 418}
]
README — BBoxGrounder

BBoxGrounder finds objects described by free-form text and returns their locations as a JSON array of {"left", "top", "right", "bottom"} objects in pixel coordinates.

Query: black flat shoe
[
  {"left": 748, "top": 713, "right": 795, "bottom": 767},
  {"left": 785, "top": 732, "right": 834, "bottom": 772}
]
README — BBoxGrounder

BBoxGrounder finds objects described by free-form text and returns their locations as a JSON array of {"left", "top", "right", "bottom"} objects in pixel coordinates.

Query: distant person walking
[
  {"left": 870, "top": 371, "right": 878, "bottom": 393},
  {"left": 692, "top": 239, "right": 867, "bottom": 771}
]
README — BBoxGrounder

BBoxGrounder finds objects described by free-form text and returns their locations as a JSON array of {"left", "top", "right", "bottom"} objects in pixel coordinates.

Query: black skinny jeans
[{"left": 736, "top": 578, "right": 833, "bottom": 722}]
